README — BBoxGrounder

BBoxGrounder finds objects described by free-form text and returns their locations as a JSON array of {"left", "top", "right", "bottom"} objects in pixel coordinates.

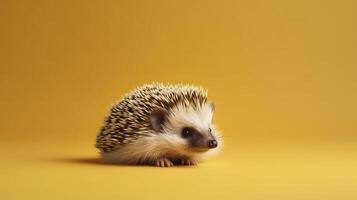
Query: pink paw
[
  {"left": 180, "top": 159, "right": 197, "bottom": 166},
  {"left": 155, "top": 158, "right": 174, "bottom": 167}
]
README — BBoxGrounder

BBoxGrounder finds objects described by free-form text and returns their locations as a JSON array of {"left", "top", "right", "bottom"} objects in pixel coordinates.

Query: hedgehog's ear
[
  {"left": 208, "top": 101, "right": 215, "bottom": 113},
  {"left": 150, "top": 107, "right": 168, "bottom": 132},
  {"left": 208, "top": 101, "right": 215, "bottom": 123}
]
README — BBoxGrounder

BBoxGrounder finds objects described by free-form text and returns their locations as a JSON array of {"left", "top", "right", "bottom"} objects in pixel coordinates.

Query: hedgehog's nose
[{"left": 208, "top": 140, "right": 218, "bottom": 148}]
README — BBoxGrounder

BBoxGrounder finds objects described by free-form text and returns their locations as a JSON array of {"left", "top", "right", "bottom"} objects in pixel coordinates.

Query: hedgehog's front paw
[
  {"left": 155, "top": 158, "right": 174, "bottom": 167},
  {"left": 180, "top": 158, "right": 197, "bottom": 166}
]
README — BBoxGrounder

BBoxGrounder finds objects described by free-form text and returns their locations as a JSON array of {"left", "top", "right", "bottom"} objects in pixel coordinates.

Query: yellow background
[{"left": 1, "top": 0, "right": 356, "bottom": 199}]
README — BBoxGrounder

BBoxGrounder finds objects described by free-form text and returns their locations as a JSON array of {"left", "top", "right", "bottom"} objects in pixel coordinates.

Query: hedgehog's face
[
  {"left": 150, "top": 102, "right": 221, "bottom": 153},
  {"left": 179, "top": 126, "right": 217, "bottom": 153}
]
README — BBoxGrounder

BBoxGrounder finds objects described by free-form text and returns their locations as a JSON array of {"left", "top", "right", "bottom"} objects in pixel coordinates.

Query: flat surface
[{"left": 2, "top": 140, "right": 357, "bottom": 200}]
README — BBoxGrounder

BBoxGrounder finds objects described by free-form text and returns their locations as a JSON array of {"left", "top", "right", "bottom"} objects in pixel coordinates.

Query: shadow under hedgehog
[{"left": 95, "top": 83, "right": 223, "bottom": 167}]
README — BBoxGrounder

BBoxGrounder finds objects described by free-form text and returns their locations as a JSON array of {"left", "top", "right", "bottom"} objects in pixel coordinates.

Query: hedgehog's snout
[{"left": 207, "top": 140, "right": 218, "bottom": 149}]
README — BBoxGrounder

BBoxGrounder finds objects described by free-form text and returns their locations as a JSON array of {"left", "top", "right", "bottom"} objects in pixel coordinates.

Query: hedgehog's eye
[
  {"left": 209, "top": 128, "right": 212, "bottom": 133},
  {"left": 181, "top": 127, "right": 193, "bottom": 138}
]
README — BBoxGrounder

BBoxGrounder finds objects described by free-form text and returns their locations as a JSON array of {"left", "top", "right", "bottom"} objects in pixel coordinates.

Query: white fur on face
[{"left": 163, "top": 103, "right": 214, "bottom": 134}]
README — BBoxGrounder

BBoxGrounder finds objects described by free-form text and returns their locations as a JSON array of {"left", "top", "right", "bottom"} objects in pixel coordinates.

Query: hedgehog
[{"left": 95, "top": 83, "right": 223, "bottom": 167}]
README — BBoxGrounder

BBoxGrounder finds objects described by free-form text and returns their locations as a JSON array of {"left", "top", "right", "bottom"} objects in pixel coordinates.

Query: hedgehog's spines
[{"left": 96, "top": 83, "right": 208, "bottom": 153}]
